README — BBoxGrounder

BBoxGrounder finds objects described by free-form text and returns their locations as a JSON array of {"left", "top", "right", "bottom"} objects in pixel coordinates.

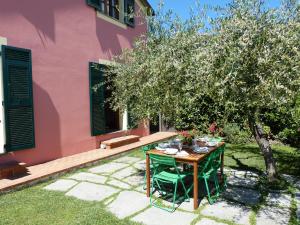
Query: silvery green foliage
[
  {"left": 206, "top": 0, "right": 300, "bottom": 120},
  {"left": 107, "top": 0, "right": 300, "bottom": 127}
]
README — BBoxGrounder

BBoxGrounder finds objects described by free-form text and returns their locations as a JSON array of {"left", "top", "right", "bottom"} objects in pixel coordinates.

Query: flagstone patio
[{"left": 43, "top": 155, "right": 300, "bottom": 225}]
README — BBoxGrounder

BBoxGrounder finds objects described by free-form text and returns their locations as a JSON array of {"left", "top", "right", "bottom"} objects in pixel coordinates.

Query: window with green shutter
[
  {"left": 89, "top": 62, "right": 120, "bottom": 136},
  {"left": 89, "top": 62, "right": 106, "bottom": 136},
  {"left": 87, "top": 0, "right": 135, "bottom": 27},
  {"left": 1, "top": 45, "right": 35, "bottom": 152},
  {"left": 124, "top": 0, "right": 135, "bottom": 27},
  {"left": 86, "top": 0, "right": 103, "bottom": 11}
]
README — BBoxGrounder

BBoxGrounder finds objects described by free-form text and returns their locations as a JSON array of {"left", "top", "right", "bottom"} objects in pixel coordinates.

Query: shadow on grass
[
  {"left": 225, "top": 144, "right": 300, "bottom": 176},
  {"left": 230, "top": 155, "right": 262, "bottom": 174}
]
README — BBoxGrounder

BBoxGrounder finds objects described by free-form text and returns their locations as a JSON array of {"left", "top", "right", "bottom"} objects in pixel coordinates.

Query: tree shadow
[
  {"left": 0, "top": 0, "right": 80, "bottom": 46},
  {"left": 230, "top": 155, "right": 263, "bottom": 174}
]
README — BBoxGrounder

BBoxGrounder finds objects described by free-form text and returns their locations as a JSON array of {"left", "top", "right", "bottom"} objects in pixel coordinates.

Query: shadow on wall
[
  {"left": 95, "top": 2, "right": 147, "bottom": 58},
  {"left": 96, "top": 17, "right": 124, "bottom": 58},
  {"left": 33, "top": 82, "right": 62, "bottom": 164},
  {"left": 0, "top": 82, "right": 61, "bottom": 166},
  {"left": 0, "top": 0, "right": 81, "bottom": 45}
]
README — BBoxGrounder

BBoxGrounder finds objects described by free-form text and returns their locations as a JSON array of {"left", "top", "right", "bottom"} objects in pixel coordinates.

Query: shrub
[{"left": 222, "top": 123, "right": 252, "bottom": 144}]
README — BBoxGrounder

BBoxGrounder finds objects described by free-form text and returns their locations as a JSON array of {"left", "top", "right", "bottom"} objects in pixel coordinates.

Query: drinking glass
[{"left": 178, "top": 142, "right": 183, "bottom": 152}]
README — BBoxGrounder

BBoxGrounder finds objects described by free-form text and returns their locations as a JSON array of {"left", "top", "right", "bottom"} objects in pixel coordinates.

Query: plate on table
[
  {"left": 193, "top": 146, "right": 209, "bottom": 153},
  {"left": 207, "top": 142, "right": 218, "bottom": 147},
  {"left": 177, "top": 151, "right": 189, "bottom": 157},
  {"left": 197, "top": 137, "right": 209, "bottom": 142},
  {"left": 155, "top": 146, "right": 166, "bottom": 151},
  {"left": 158, "top": 143, "right": 170, "bottom": 149},
  {"left": 165, "top": 148, "right": 178, "bottom": 155}
]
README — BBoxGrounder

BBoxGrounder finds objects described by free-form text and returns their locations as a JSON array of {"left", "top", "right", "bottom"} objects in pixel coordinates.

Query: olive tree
[
  {"left": 108, "top": 0, "right": 300, "bottom": 181},
  {"left": 204, "top": 0, "right": 300, "bottom": 181}
]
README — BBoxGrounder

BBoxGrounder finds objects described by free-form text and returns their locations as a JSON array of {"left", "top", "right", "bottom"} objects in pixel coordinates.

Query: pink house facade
[{"left": 0, "top": 0, "right": 152, "bottom": 166}]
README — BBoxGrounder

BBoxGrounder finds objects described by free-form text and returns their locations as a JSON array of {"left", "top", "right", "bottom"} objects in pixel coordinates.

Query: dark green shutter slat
[
  {"left": 86, "top": 0, "right": 102, "bottom": 11},
  {"left": 2, "top": 45, "right": 35, "bottom": 152},
  {"left": 89, "top": 62, "right": 106, "bottom": 136},
  {"left": 124, "top": 0, "right": 135, "bottom": 27}
]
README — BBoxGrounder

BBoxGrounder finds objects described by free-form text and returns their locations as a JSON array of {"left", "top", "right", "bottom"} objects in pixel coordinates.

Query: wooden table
[{"left": 146, "top": 142, "right": 225, "bottom": 210}]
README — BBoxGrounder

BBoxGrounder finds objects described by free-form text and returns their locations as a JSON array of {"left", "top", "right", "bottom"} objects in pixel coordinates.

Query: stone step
[
  {"left": 102, "top": 135, "right": 140, "bottom": 149},
  {"left": 0, "top": 161, "right": 28, "bottom": 179}
]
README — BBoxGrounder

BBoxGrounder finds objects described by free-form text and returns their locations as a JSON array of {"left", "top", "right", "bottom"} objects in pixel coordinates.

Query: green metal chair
[
  {"left": 190, "top": 148, "right": 222, "bottom": 204},
  {"left": 141, "top": 143, "right": 158, "bottom": 189},
  {"left": 212, "top": 145, "right": 227, "bottom": 192},
  {"left": 198, "top": 145, "right": 227, "bottom": 204},
  {"left": 149, "top": 154, "right": 191, "bottom": 212}
]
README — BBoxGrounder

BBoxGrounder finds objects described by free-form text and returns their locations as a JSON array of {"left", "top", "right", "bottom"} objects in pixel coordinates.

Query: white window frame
[{"left": 0, "top": 36, "right": 7, "bottom": 154}]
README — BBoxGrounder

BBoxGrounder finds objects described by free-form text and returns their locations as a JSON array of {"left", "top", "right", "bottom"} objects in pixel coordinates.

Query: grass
[
  {"left": 224, "top": 143, "right": 300, "bottom": 176},
  {"left": 0, "top": 143, "right": 299, "bottom": 225},
  {"left": 0, "top": 184, "right": 141, "bottom": 225}
]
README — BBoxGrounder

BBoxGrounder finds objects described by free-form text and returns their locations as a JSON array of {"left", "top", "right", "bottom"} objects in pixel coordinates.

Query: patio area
[{"left": 41, "top": 152, "right": 300, "bottom": 225}]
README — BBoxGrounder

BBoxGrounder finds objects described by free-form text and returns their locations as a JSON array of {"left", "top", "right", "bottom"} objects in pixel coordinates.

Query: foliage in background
[
  {"left": 108, "top": 0, "right": 300, "bottom": 181},
  {"left": 222, "top": 123, "right": 253, "bottom": 144},
  {"left": 262, "top": 94, "right": 300, "bottom": 147}
]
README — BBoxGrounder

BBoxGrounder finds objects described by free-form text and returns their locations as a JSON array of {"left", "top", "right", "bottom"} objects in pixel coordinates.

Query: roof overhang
[{"left": 139, "top": 0, "right": 155, "bottom": 16}]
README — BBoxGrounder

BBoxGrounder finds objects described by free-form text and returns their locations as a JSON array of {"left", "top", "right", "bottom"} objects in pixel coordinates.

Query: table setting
[{"left": 154, "top": 136, "right": 223, "bottom": 157}]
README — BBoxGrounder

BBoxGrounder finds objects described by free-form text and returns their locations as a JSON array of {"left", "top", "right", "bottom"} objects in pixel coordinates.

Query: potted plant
[{"left": 178, "top": 130, "right": 196, "bottom": 146}]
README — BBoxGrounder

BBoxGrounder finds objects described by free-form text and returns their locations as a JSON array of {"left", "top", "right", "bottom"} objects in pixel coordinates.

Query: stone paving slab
[
  {"left": 201, "top": 201, "right": 251, "bottom": 225},
  {"left": 68, "top": 172, "right": 107, "bottom": 184},
  {"left": 132, "top": 206, "right": 197, "bottom": 225},
  {"left": 43, "top": 179, "right": 78, "bottom": 192},
  {"left": 295, "top": 192, "right": 300, "bottom": 220},
  {"left": 107, "top": 179, "right": 131, "bottom": 189},
  {"left": 66, "top": 182, "right": 119, "bottom": 201},
  {"left": 88, "top": 162, "right": 128, "bottom": 174},
  {"left": 123, "top": 175, "right": 144, "bottom": 186},
  {"left": 113, "top": 156, "right": 141, "bottom": 164},
  {"left": 295, "top": 180, "right": 300, "bottom": 190},
  {"left": 179, "top": 198, "right": 208, "bottom": 212},
  {"left": 133, "top": 160, "right": 146, "bottom": 170},
  {"left": 282, "top": 174, "right": 297, "bottom": 185},
  {"left": 266, "top": 192, "right": 291, "bottom": 208},
  {"left": 227, "top": 175, "right": 258, "bottom": 188},
  {"left": 135, "top": 185, "right": 146, "bottom": 193},
  {"left": 225, "top": 169, "right": 258, "bottom": 178},
  {"left": 107, "top": 191, "right": 149, "bottom": 219},
  {"left": 256, "top": 205, "right": 290, "bottom": 225},
  {"left": 222, "top": 186, "right": 260, "bottom": 206},
  {"left": 111, "top": 167, "right": 138, "bottom": 179},
  {"left": 195, "top": 218, "right": 227, "bottom": 225}
]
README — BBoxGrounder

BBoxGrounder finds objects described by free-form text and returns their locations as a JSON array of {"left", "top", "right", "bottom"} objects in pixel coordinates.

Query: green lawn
[
  {"left": 0, "top": 184, "right": 141, "bottom": 225},
  {"left": 0, "top": 143, "right": 298, "bottom": 225},
  {"left": 224, "top": 143, "right": 300, "bottom": 176}
]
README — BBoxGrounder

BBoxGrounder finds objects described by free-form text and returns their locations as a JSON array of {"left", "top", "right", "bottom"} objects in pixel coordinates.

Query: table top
[{"left": 146, "top": 142, "right": 225, "bottom": 163}]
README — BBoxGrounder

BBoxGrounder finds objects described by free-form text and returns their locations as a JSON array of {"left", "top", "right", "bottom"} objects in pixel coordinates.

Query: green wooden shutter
[
  {"left": 89, "top": 62, "right": 106, "bottom": 136},
  {"left": 1, "top": 45, "right": 35, "bottom": 152},
  {"left": 124, "top": 0, "right": 135, "bottom": 27},
  {"left": 86, "top": 0, "right": 102, "bottom": 11}
]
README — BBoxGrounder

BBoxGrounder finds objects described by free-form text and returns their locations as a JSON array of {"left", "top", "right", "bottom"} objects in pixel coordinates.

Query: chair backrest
[
  {"left": 141, "top": 143, "right": 158, "bottom": 158},
  {"left": 212, "top": 144, "right": 225, "bottom": 169},
  {"left": 149, "top": 154, "right": 176, "bottom": 167},
  {"left": 198, "top": 151, "right": 216, "bottom": 174}
]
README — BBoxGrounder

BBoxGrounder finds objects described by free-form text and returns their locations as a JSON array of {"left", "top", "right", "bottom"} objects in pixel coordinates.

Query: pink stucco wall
[{"left": 0, "top": 0, "right": 149, "bottom": 166}]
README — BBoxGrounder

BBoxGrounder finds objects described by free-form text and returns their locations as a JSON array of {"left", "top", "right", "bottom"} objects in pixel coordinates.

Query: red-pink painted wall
[{"left": 0, "top": 0, "right": 149, "bottom": 166}]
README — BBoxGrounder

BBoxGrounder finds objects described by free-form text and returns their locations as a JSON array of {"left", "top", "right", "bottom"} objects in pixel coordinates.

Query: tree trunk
[{"left": 248, "top": 116, "right": 278, "bottom": 182}]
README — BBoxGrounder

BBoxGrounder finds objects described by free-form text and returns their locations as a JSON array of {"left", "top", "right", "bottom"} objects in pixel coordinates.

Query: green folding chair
[
  {"left": 141, "top": 143, "right": 159, "bottom": 189},
  {"left": 149, "top": 154, "right": 191, "bottom": 212},
  {"left": 212, "top": 145, "right": 227, "bottom": 192},
  {"left": 195, "top": 150, "right": 221, "bottom": 204}
]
